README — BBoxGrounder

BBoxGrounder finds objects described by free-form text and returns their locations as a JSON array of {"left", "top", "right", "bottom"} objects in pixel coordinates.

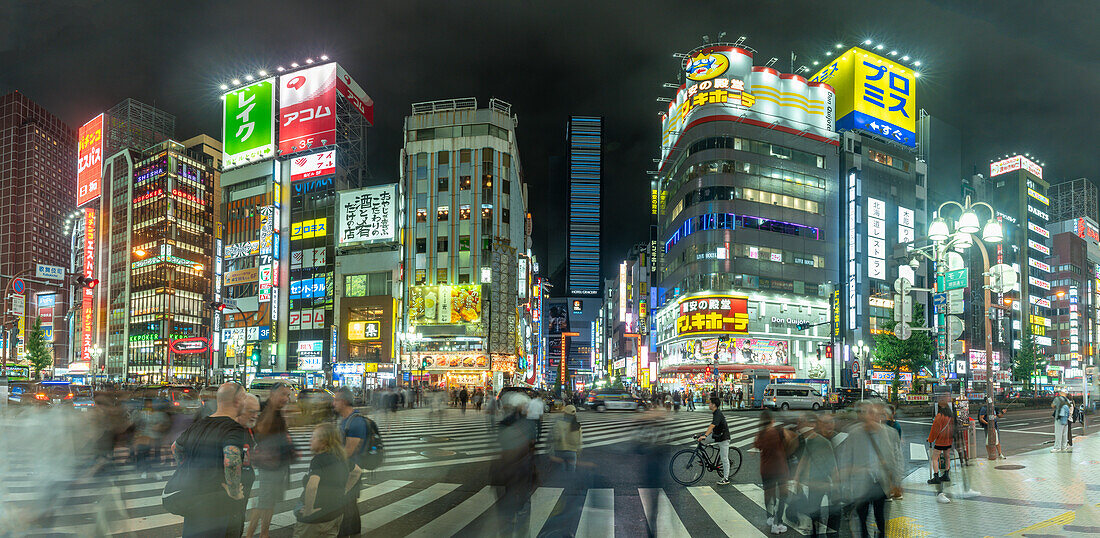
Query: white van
[
  {"left": 249, "top": 377, "right": 301, "bottom": 401},
  {"left": 763, "top": 383, "right": 824, "bottom": 411}
]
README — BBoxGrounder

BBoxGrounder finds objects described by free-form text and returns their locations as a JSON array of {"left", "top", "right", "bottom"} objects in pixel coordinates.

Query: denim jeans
[
  {"left": 558, "top": 450, "right": 577, "bottom": 472},
  {"left": 714, "top": 439, "right": 730, "bottom": 480}
]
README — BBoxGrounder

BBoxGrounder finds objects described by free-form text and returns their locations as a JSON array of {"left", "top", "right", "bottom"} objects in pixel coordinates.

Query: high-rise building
[
  {"left": 1049, "top": 177, "right": 1098, "bottom": 224},
  {"left": 216, "top": 63, "right": 374, "bottom": 385},
  {"left": 653, "top": 43, "right": 839, "bottom": 387},
  {"left": 0, "top": 91, "right": 77, "bottom": 368},
  {"left": 566, "top": 116, "right": 602, "bottom": 298},
  {"left": 400, "top": 98, "right": 532, "bottom": 390},
  {"left": 106, "top": 140, "right": 218, "bottom": 382},
  {"left": 987, "top": 154, "right": 1052, "bottom": 356},
  {"left": 1045, "top": 217, "right": 1100, "bottom": 390}
]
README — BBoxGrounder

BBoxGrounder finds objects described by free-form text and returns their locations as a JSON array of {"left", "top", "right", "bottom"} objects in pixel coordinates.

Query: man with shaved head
[{"left": 171, "top": 382, "right": 248, "bottom": 536}]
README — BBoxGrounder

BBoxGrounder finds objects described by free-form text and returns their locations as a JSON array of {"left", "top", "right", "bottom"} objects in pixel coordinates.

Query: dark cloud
[{"left": 2, "top": 0, "right": 1096, "bottom": 280}]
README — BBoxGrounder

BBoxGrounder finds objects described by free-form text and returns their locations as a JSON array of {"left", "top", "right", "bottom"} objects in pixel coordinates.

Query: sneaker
[
  {"left": 937, "top": 493, "right": 951, "bottom": 504},
  {"left": 1052, "top": 448, "right": 1062, "bottom": 453},
  {"left": 141, "top": 472, "right": 149, "bottom": 479},
  {"left": 999, "top": 454, "right": 1008, "bottom": 460},
  {"left": 771, "top": 524, "right": 788, "bottom": 534},
  {"left": 927, "top": 475, "right": 941, "bottom": 485},
  {"left": 716, "top": 479, "right": 731, "bottom": 486},
  {"left": 940, "top": 471, "right": 951, "bottom": 482}
]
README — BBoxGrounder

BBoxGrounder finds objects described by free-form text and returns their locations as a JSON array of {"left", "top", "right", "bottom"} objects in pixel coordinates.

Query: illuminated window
[
  {"left": 437, "top": 206, "right": 449, "bottom": 221},
  {"left": 459, "top": 205, "right": 471, "bottom": 220},
  {"left": 416, "top": 208, "right": 427, "bottom": 223},
  {"left": 459, "top": 176, "right": 471, "bottom": 190}
]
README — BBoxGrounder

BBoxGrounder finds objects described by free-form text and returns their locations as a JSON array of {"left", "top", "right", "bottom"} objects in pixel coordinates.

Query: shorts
[
  {"left": 934, "top": 445, "right": 952, "bottom": 451},
  {"left": 252, "top": 467, "right": 289, "bottom": 510}
]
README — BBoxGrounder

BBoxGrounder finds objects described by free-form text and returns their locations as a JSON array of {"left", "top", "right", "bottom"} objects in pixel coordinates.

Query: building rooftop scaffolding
[{"left": 411, "top": 98, "right": 478, "bottom": 115}]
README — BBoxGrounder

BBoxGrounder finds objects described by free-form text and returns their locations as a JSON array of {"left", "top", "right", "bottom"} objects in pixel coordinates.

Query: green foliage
[
  {"left": 1012, "top": 333, "right": 1041, "bottom": 391},
  {"left": 873, "top": 302, "right": 936, "bottom": 402},
  {"left": 25, "top": 317, "right": 52, "bottom": 379}
]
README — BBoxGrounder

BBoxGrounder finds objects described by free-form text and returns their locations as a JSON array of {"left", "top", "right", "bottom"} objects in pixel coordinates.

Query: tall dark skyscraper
[
  {"left": 566, "top": 116, "right": 602, "bottom": 297},
  {"left": 0, "top": 91, "right": 77, "bottom": 365}
]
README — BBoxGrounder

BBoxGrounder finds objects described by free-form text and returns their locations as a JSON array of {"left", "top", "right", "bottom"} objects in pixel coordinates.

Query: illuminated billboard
[
  {"left": 77, "top": 114, "right": 104, "bottom": 207},
  {"left": 409, "top": 285, "right": 482, "bottom": 325},
  {"left": 675, "top": 295, "right": 749, "bottom": 337},
  {"left": 991, "top": 154, "right": 1044, "bottom": 179},
  {"left": 279, "top": 63, "right": 337, "bottom": 156},
  {"left": 222, "top": 78, "right": 276, "bottom": 169},
  {"left": 81, "top": 208, "right": 96, "bottom": 362},
  {"left": 348, "top": 320, "right": 381, "bottom": 340},
  {"left": 337, "top": 184, "right": 398, "bottom": 245},
  {"left": 290, "top": 149, "right": 336, "bottom": 181},
  {"left": 661, "top": 46, "right": 837, "bottom": 163},
  {"left": 291, "top": 218, "right": 327, "bottom": 240},
  {"left": 810, "top": 46, "right": 916, "bottom": 147}
]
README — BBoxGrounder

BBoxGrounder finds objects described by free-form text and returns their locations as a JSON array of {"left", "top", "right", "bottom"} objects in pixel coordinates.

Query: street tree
[
  {"left": 25, "top": 317, "right": 51, "bottom": 379},
  {"left": 873, "top": 302, "right": 935, "bottom": 403},
  {"left": 1012, "top": 333, "right": 1040, "bottom": 392}
]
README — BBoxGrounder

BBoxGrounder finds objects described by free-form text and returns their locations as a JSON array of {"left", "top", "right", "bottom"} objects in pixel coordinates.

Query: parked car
[
  {"left": 7, "top": 381, "right": 40, "bottom": 407},
  {"left": 71, "top": 385, "right": 95, "bottom": 411},
  {"left": 833, "top": 387, "right": 885, "bottom": 408},
  {"left": 585, "top": 390, "right": 648, "bottom": 412},
  {"left": 164, "top": 385, "right": 201, "bottom": 414},
  {"left": 763, "top": 383, "right": 825, "bottom": 411},
  {"left": 249, "top": 377, "right": 302, "bottom": 401}
]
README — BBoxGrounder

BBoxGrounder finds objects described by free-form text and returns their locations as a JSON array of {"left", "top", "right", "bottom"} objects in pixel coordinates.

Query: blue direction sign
[{"left": 932, "top": 292, "right": 947, "bottom": 311}]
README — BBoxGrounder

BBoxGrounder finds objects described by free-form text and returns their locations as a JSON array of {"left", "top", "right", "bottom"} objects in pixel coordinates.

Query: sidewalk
[{"left": 889, "top": 430, "right": 1100, "bottom": 536}]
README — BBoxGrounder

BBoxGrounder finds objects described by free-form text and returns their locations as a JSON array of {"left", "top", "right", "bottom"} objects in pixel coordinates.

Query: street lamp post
[{"left": 922, "top": 196, "right": 1004, "bottom": 403}]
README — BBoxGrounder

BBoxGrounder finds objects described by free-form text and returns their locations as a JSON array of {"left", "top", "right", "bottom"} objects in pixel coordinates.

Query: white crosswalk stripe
[{"left": 0, "top": 409, "right": 780, "bottom": 536}]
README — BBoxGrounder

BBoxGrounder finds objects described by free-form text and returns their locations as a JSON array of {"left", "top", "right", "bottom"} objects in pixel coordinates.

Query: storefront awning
[{"left": 659, "top": 363, "right": 796, "bottom": 376}]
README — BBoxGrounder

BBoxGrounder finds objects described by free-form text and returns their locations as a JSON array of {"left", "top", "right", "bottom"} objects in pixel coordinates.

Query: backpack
[{"left": 343, "top": 413, "right": 385, "bottom": 470}]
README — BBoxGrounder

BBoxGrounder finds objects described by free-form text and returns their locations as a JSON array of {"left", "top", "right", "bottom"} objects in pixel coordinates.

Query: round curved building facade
[{"left": 654, "top": 44, "right": 840, "bottom": 387}]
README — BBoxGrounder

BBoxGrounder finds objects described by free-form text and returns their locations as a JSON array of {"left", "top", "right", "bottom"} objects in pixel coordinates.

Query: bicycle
[{"left": 668, "top": 437, "right": 743, "bottom": 486}]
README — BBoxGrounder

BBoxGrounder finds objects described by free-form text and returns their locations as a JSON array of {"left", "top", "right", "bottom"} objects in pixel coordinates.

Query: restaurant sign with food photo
[
  {"left": 409, "top": 284, "right": 482, "bottom": 325},
  {"left": 405, "top": 353, "right": 490, "bottom": 371}
]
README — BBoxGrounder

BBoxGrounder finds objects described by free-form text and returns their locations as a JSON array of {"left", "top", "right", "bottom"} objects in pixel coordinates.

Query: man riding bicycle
[{"left": 697, "top": 397, "right": 732, "bottom": 485}]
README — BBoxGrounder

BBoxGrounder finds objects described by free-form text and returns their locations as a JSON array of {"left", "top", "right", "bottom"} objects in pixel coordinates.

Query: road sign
[
  {"left": 932, "top": 292, "right": 947, "bottom": 310},
  {"left": 35, "top": 264, "right": 65, "bottom": 281},
  {"left": 942, "top": 268, "right": 969, "bottom": 291},
  {"left": 894, "top": 277, "right": 912, "bottom": 295},
  {"left": 988, "top": 263, "right": 1018, "bottom": 294},
  {"left": 948, "top": 289, "right": 965, "bottom": 311},
  {"left": 11, "top": 278, "right": 24, "bottom": 294},
  {"left": 852, "top": 359, "right": 861, "bottom": 376},
  {"left": 894, "top": 323, "right": 912, "bottom": 340}
]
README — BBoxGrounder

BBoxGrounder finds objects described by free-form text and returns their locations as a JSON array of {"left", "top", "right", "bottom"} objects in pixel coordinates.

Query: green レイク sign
[{"left": 222, "top": 78, "right": 275, "bottom": 169}]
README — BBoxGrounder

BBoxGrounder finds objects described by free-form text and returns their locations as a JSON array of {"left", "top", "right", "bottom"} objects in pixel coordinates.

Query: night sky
[{"left": 3, "top": 0, "right": 1097, "bottom": 283}]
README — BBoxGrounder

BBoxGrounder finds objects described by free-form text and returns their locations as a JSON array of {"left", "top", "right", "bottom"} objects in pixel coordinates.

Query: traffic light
[
  {"left": 74, "top": 275, "right": 99, "bottom": 289},
  {"left": 796, "top": 322, "right": 811, "bottom": 331},
  {"left": 816, "top": 347, "right": 822, "bottom": 361},
  {"left": 825, "top": 345, "right": 834, "bottom": 359},
  {"left": 250, "top": 349, "right": 260, "bottom": 365},
  {"left": 209, "top": 301, "right": 227, "bottom": 312},
  {"left": 421, "top": 358, "right": 429, "bottom": 369}
]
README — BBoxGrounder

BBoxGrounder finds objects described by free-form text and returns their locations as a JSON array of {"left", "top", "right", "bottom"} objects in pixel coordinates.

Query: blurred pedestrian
[
  {"left": 927, "top": 401, "right": 954, "bottom": 495},
  {"left": 134, "top": 398, "right": 170, "bottom": 480},
  {"left": 526, "top": 392, "right": 546, "bottom": 444},
  {"left": 754, "top": 410, "right": 789, "bottom": 534},
  {"left": 292, "top": 423, "right": 362, "bottom": 538},
  {"left": 551, "top": 404, "right": 582, "bottom": 472},
  {"left": 247, "top": 383, "right": 296, "bottom": 538},
  {"left": 792, "top": 414, "right": 839, "bottom": 538},
  {"left": 459, "top": 387, "right": 469, "bottom": 413},
  {"left": 229, "top": 394, "right": 260, "bottom": 538},
  {"left": 737, "top": 387, "right": 745, "bottom": 409},
  {"left": 474, "top": 389, "right": 484, "bottom": 412},
  {"left": 335, "top": 388, "right": 371, "bottom": 537},
  {"left": 1054, "top": 392, "right": 1071, "bottom": 452},
  {"left": 841, "top": 403, "right": 902, "bottom": 536},
  {"left": 171, "top": 382, "right": 247, "bottom": 537}
]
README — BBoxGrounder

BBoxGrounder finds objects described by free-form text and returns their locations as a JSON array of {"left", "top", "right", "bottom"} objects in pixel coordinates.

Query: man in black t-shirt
[
  {"left": 173, "top": 382, "right": 247, "bottom": 537},
  {"left": 698, "top": 397, "right": 732, "bottom": 485}
]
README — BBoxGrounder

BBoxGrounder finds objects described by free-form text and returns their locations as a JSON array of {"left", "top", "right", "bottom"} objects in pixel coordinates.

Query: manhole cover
[
  {"left": 420, "top": 448, "right": 458, "bottom": 458},
  {"left": 995, "top": 465, "right": 1026, "bottom": 470},
  {"left": 421, "top": 436, "right": 451, "bottom": 443}
]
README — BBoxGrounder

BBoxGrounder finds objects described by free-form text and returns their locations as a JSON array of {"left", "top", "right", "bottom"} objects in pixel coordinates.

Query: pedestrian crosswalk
[{"left": 0, "top": 408, "right": 784, "bottom": 536}]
